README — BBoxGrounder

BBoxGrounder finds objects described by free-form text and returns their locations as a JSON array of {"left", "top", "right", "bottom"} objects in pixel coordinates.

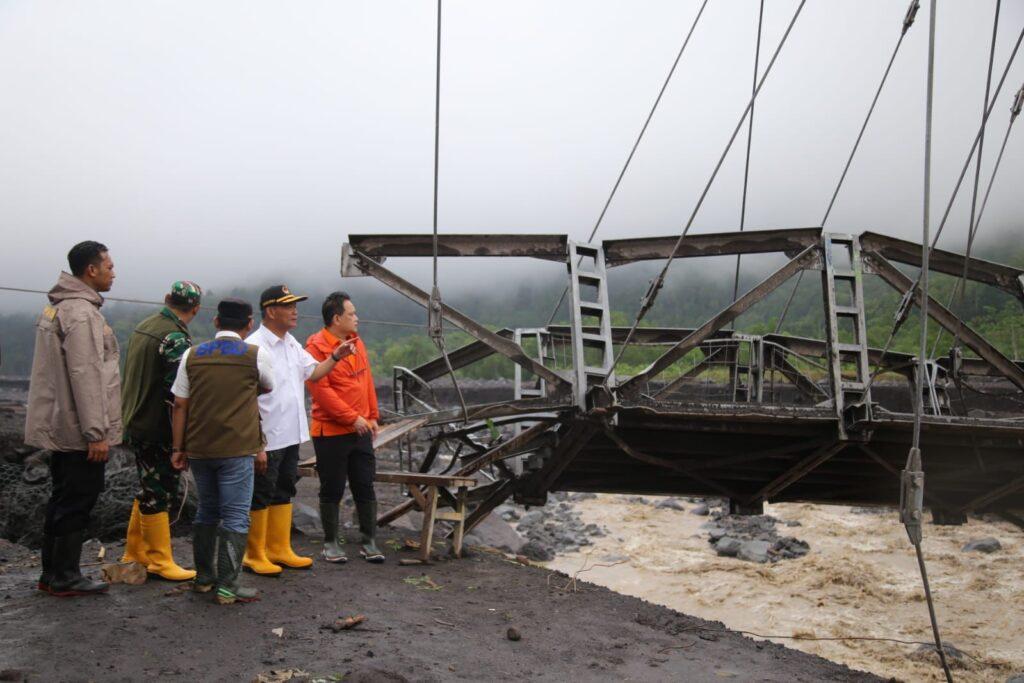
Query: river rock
[
  {"left": 1005, "top": 674, "right": 1024, "bottom": 683},
  {"left": 962, "top": 537, "right": 1001, "bottom": 553},
  {"left": 519, "top": 539, "right": 555, "bottom": 562},
  {"left": 737, "top": 540, "right": 772, "bottom": 563},
  {"left": 714, "top": 536, "right": 743, "bottom": 558},
  {"left": 656, "top": 498, "right": 686, "bottom": 511},
  {"left": 691, "top": 504, "right": 710, "bottom": 516},
  {"left": 463, "top": 513, "right": 525, "bottom": 553}
]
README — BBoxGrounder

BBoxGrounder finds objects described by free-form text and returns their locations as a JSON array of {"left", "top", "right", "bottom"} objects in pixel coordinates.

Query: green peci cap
[{"left": 169, "top": 280, "right": 203, "bottom": 307}]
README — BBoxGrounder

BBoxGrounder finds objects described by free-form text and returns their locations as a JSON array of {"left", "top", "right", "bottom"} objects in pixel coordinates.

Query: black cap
[
  {"left": 260, "top": 284, "right": 308, "bottom": 310},
  {"left": 217, "top": 298, "right": 253, "bottom": 326}
]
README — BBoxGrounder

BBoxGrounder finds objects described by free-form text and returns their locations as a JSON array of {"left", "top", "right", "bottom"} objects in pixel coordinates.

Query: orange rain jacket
[{"left": 305, "top": 328, "right": 379, "bottom": 437}]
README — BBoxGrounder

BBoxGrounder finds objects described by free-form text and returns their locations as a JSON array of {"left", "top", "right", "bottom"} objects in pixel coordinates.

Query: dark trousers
[
  {"left": 43, "top": 451, "right": 106, "bottom": 536},
  {"left": 312, "top": 434, "right": 376, "bottom": 505},
  {"left": 127, "top": 440, "right": 180, "bottom": 515},
  {"left": 251, "top": 444, "right": 300, "bottom": 510}
]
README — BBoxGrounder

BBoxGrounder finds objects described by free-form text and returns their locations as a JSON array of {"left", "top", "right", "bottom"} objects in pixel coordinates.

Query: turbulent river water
[{"left": 546, "top": 494, "right": 1024, "bottom": 682}]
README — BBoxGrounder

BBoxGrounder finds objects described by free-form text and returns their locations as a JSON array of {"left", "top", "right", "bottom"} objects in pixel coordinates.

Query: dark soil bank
[{"left": 0, "top": 483, "right": 884, "bottom": 683}]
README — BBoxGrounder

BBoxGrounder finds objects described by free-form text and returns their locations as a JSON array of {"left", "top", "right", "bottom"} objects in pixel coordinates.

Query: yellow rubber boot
[
  {"left": 139, "top": 511, "right": 196, "bottom": 581},
  {"left": 121, "top": 500, "right": 147, "bottom": 564},
  {"left": 266, "top": 503, "right": 313, "bottom": 569},
  {"left": 242, "top": 508, "right": 282, "bottom": 576}
]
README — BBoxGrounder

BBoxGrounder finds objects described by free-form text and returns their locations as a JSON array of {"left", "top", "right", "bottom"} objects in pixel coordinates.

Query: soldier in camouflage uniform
[{"left": 119, "top": 281, "right": 203, "bottom": 580}]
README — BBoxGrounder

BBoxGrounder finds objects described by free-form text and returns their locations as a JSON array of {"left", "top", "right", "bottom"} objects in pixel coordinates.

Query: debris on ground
[
  {"left": 101, "top": 561, "right": 147, "bottom": 585},
  {"left": 321, "top": 615, "right": 365, "bottom": 633}
]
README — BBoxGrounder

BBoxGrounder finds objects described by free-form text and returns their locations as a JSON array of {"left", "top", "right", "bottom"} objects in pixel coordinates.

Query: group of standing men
[{"left": 24, "top": 241, "right": 385, "bottom": 604}]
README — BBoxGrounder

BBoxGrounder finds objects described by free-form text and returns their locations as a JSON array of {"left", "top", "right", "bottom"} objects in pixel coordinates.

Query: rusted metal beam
[
  {"left": 620, "top": 245, "right": 820, "bottom": 397},
  {"left": 346, "top": 249, "right": 572, "bottom": 394},
  {"left": 412, "top": 397, "right": 569, "bottom": 427},
  {"left": 747, "top": 442, "right": 845, "bottom": 504},
  {"left": 520, "top": 422, "right": 598, "bottom": 500},
  {"left": 860, "top": 231, "right": 1024, "bottom": 302},
  {"left": 858, "top": 444, "right": 960, "bottom": 512},
  {"left": 959, "top": 473, "right": 1024, "bottom": 512},
  {"left": 601, "top": 425, "right": 738, "bottom": 498},
  {"left": 603, "top": 227, "right": 822, "bottom": 266},
  {"left": 769, "top": 351, "right": 830, "bottom": 401},
  {"left": 454, "top": 421, "right": 555, "bottom": 476},
  {"left": 457, "top": 479, "right": 517, "bottom": 537},
  {"left": 408, "top": 330, "right": 514, "bottom": 383},
  {"left": 863, "top": 251, "right": 1024, "bottom": 392},
  {"left": 347, "top": 234, "right": 569, "bottom": 261}
]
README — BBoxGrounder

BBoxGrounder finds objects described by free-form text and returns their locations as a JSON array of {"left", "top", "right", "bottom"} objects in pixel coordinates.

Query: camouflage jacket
[{"left": 121, "top": 307, "right": 192, "bottom": 445}]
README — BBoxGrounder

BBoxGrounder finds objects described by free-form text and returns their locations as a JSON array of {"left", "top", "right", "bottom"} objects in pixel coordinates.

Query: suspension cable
[
  {"left": 932, "top": 0, "right": 1002, "bottom": 357},
  {"left": 863, "top": 22, "right": 1024, "bottom": 393},
  {"left": 606, "top": 0, "right": 807, "bottom": 382},
  {"left": 910, "top": 4, "right": 952, "bottom": 679},
  {"left": 821, "top": 0, "right": 919, "bottom": 227},
  {"left": 544, "top": 0, "right": 711, "bottom": 326},
  {"left": 0, "top": 285, "right": 423, "bottom": 328},
  {"left": 729, "top": 0, "right": 765, "bottom": 326},
  {"left": 426, "top": 0, "right": 468, "bottom": 423},
  {"left": 775, "top": 1, "right": 919, "bottom": 336}
]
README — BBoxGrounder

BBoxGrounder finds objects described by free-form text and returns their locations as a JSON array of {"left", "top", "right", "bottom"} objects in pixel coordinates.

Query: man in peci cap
[
  {"left": 119, "top": 281, "right": 203, "bottom": 581},
  {"left": 170, "top": 298, "right": 275, "bottom": 604},
  {"left": 241, "top": 285, "right": 355, "bottom": 576}
]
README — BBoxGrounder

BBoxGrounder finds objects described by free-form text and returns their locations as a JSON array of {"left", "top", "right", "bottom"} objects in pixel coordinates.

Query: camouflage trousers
[{"left": 126, "top": 440, "right": 181, "bottom": 515}]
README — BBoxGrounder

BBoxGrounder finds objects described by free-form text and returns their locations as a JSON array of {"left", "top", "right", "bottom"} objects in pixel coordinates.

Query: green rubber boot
[
  {"left": 215, "top": 529, "right": 258, "bottom": 604},
  {"left": 191, "top": 523, "right": 218, "bottom": 593},
  {"left": 319, "top": 501, "right": 347, "bottom": 563},
  {"left": 356, "top": 500, "right": 385, "bottom": 563}
]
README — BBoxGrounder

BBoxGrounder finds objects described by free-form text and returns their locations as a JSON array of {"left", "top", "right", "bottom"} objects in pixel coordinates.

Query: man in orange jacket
[{"left": 305, "top": 292, "right": 384, "bottom": 564}]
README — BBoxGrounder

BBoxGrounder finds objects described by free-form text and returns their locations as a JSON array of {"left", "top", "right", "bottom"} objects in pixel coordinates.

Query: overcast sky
[{"left": 1, "top": 1, "right": 1022, "bottom": 313}]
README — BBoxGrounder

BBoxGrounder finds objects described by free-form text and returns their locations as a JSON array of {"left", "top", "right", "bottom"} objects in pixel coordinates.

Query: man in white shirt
[{"left": 241, "top": 285, "right": 354, "bottom": 575}]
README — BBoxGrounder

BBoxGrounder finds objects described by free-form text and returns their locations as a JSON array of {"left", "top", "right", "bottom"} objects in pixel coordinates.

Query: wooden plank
[
  {"left": 452, "top": 487, "right": 467, "bottom": 558},
  {"left": 419, "top": 486, "right": 439, "bottom": 563},
  {"left": 374, "top": 417, "right": 429, "bottom": 450},
  {"left": 406, "top": 484, "right": 429, "bottom": 511},
  {"left": 375, "top": 471, "right": 476, "bottom": 488}
]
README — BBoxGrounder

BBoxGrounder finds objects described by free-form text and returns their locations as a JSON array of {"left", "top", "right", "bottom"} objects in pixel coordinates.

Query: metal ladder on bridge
[
  {"left": 821, "top": 233, "right": 872, "bottom": 435},
  {"left": 567, "top": 241, "right": 615, "bottom": 408}
]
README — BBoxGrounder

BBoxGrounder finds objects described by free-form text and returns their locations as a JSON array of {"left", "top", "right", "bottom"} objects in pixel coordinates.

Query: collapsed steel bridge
[{"left": 349, "top": 228, "right": 1024, "bottom": 533}]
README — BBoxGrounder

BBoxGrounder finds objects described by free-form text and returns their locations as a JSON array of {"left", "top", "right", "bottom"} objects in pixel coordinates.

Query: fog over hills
[{"left": 2, "top": 1, "right": 1023, "bottom": 314}]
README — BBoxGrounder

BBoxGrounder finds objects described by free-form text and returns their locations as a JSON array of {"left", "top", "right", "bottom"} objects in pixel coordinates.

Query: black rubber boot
[
  {"left": 37, "top": 534, "right": 54, "bottom": 593},
  {"left": 192, "top": 523, "right": 218, "bottom": 593},
  {"left": 356, "top": 500, "right": 385, "bottom": 563},
  {"left": 215, "top": 529, "right": 258, "bottom": 605},
  {"left": 49, "top": 530, "right": 108, "bottom": 597},
  {"left": 319, "top": 501, "right": 347, "bottom": 563}
]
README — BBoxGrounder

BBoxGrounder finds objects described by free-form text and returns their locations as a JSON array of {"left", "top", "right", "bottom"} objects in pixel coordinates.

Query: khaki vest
[{"left": 184, "top": 338, "right": 264, "bottom": 457}]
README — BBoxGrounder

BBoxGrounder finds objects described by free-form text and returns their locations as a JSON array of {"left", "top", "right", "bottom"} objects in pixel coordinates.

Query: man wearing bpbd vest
[
  {"left": 170, "top": 298, "right": 275, "bottom": 605},
  {"left": 241, "top": 284, "right": 355, "bottom": 576}
]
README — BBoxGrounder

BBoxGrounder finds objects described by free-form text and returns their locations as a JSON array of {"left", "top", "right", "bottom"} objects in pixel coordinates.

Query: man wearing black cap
[
  {"left": 170, "top": 298, "right": 275, "bottom": 605},
  {"left": 241, "top": 285, "right": 354, "bottom": 576}
]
